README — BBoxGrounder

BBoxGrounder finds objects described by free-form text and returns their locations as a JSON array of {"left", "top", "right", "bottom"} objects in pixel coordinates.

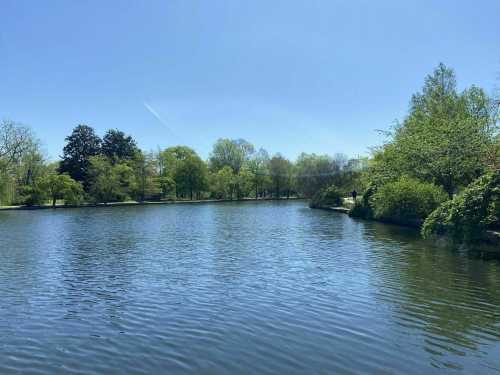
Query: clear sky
[{"left": 2, "top": 0, "right": 499, "bottom": 161}]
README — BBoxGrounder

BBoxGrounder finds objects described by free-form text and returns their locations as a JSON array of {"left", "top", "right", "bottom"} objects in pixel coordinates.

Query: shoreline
[
  {"left": 0, "top": 197, "right": 306, "bottom": 211},
  {"left": 312, "top": 205, "right": 500, "bottom": 247}
]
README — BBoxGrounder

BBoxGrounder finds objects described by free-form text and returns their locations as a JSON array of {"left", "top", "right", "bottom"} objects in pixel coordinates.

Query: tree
[
  {"left": 209, "top": 166, "right": 235, "bottom": 199},
  {"left": 268, "top": 154, "right": 293, "bottom": 198},
  {"left": 87, "top": 156, "right": 135, "bottom": 203},
  {"left": 102, "top": 129, "right": 139, "bottom": 163},
  {"left": 246, "top": 148, "right": 270, "bottom": 198},
  {"left": 0, "top": 120, "right": 44, "bottom": 205},
  {"left": 174, "top": 154, "right": 208, "bottom": 200},
  {"left": 295, "top": 153, "right": 339, "bottom": 198},
  {"left": 0, "top": 120, "right": 35, "bottom": 167},
  {"left": 59, "top": 125, "right": 102, "bottom": 188},
  {"left": 208, "top": 138, "right": 254, "bottom": 174},
  {"left": 38, "top": 173, "right": 83, "bottom": 207},
  {"left": 131, "top": 151, "right": 160, "bottom": 201},
  {"left": 159, "top": 146, "right": 198, "bottom": 198},
  {"left": 370, "top": 64, "right": 497, "bottom": 197}
]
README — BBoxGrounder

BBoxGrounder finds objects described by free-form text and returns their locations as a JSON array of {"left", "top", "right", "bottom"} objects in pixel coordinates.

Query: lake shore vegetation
[{"left": 1, "top": 64, "right": 498, "bottom": 244}]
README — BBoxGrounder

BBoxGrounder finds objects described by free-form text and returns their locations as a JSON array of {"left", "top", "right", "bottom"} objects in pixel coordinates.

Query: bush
[
  {"left": 371, "top": 176, "right": 448, "bottom": 226},
  {"left": 422, "top": 170, "right": 500, "bottom": 242},
  {"left": 18, "top": 185, "right": 46, "bottom": 206},
  {"left": 309, "top": 186, "right": 343, "bottom": 208},
  {"left": 349, "top": 182, "right": 377, "bottom": 219},
  {"left": 349, "top": 200, "right": 373, "bottom": 218}
]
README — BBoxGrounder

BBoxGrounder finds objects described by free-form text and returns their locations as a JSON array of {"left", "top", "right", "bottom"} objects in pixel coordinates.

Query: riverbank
[
  {"left": 0, "top": 197, "right": 305, "bottom": 211},
  {"left": 312, "top": 200, "right": 500, "bottom": 247}
]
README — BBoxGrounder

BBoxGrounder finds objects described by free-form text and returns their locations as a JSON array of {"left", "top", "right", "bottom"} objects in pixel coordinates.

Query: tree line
[{"left": 0, "top": 122, "right": 366, "bottom": 207}]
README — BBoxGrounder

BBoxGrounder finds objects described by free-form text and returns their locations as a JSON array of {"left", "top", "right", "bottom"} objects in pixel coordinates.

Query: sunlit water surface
[{"left": 1, "top": 201, "right": 499, "bottom": 374}]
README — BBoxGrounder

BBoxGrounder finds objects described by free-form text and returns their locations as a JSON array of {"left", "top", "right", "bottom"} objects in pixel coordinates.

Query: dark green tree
[
  {"left": 59, "top": 125, "right": 102, "bottom": 188},
  {"left": 102, "top": 129, "right": 139, "bottom": 163}
]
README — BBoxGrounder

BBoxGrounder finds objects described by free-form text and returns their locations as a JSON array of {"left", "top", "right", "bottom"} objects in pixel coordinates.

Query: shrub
[
  {"left": 349, "top": 182, "right": 377, "bottom": 219},
  {"left": 349, "top": 200, "right": 373, "bottom": 218},
  {"left": 422, "top": 170, "right": 500, "bottom": 242},
  {"left": 18, "top": 185, "right": 46, "bottom": 206},
  {"left": 309, "top": 185, "right": 343, "bottom": 208},
  {"left": 371, "top": 176, "right": 448, "bottom": 226}
]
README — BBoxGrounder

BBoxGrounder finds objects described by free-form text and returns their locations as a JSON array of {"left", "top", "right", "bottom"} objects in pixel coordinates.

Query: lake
[{"left": 0, "top": 201, "right": 499, "bottom": 374}]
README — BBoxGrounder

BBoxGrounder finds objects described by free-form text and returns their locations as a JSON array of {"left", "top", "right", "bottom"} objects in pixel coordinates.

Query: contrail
[{"left": 143, "top": 102, "right": 182, "bottom": 141}]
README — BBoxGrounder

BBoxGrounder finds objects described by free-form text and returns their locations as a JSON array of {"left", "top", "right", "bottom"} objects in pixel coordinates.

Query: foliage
[
  {"left": 102, "top": 129, "right": 139, "bottom": 162},
  {"left": 295, "top": 153, "right": 338, "bottom": 197},
  {"left": 422, "top": 170, "right": 500, "bottom": 242},
  {"left": 59, "top": 125, "right": 102, "bottom": 186},
  {"left": 173, "top": 153, "right": 207, "bottom": 200},
  {"left": 371, "top": 176, "right": 448, "bottom": 226},
  {"left": 130, "top": 151, "right": 160, "bottom": 201},
  {"left": 309, "top": 185, "right": 343, "bottom": 208},
  {"left": 38, "top": 173, "right": 83, "bottom": 206},
  {"left": 268, "top": 154, "right": 294, "bottom": 198},
  {"left": 367, "top": 64, "right": 497, "bottom": 197},
  {"left": 245, "top": 148, "right": 270, "bottom": 198},
  {"left": 87, "top": 156, "right": 135, "bottom": 203},
  {"left": 209, "top": 166, "right": 235, "bottom": 199},
  {"left": 209, "top": 138, "right": 254, "bottom": 174},
  {"left": 0, "top": 120, "right": 35, "bottom": 167},
  {"left": 18, "top": 184, "right": 46, "bottom": 206}
]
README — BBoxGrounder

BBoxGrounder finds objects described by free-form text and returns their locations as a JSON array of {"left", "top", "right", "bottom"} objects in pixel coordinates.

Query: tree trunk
[{"left": 52, "top": 196, "right": 56, "bottom": 208}]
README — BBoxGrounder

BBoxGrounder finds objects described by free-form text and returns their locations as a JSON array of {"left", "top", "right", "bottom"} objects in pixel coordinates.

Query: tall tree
[
  {"left": 246, "top": 148, "right": 270, "bottom": 198},
  {"left": 159, "top": 146, "right": 198, "bottom": 198},
  {"left": 59, "top": 125, "right": 102, "bottom": 188},
  {"left": 174, "top": 154, "right": 208, "bottom": 200},
  {"left": 0, "top": 120, "right": 41, "bottom": 205},
  {"left": 102, "top": 129, "right": 139, "bottom": 163},
  {"left": 0, "top": 120, "right": 35, "bottom": 167},
  {"left": 268, "top": 154, "right": 293, "bottom": 198},
  {"left": 208, "top": 138, "right": 254, "bottom": 174},
  {"left": 370, "top": 63, "right": 497, "bottom": 196}
]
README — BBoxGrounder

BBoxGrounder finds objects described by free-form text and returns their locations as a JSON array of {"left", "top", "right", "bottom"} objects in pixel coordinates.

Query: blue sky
[{"left": 2, "top": 0, "right": 499, "bottom": 161}]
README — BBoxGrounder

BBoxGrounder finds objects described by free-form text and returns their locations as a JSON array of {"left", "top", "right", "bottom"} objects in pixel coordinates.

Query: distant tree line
[{"left": 0, "top": 122, "right": 367, "bottom": 207}]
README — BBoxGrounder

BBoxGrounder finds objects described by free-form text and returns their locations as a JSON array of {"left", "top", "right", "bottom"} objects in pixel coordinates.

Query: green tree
[
  {"left": 369, "top": 64, "right": 497, "bottom": 197},
  {"left": 246, "top": 148, "right": 270, "bottom": 198},
  {"left": 295, "top": 153, "right": 339, "bottom": 198},
  {"left": 87, "top": 156, "right": 135, "bottom": 203},
  {"left": 38, "top": 173, "right": 83, "bottom": 207},
  {"left": 209, "top": 138, "right": 254, "bottom": 174},
  {"left": 59, "top": 125, "right": 102, "bottom": 188},
  {"left": 159, "top": 146, "right": 198, "bottom": 198},
  {"left": 268, "top": 154, "right": 294, "bottom": 198},
  {"left": 173, "top": 153, "right": 208, "bottom": 200},
  {"left": 131, "top": 151, "right": 160, "bottom": 201},
  {"left": 209, "top": 166, "right": 235, "bottom": 199},
  {"left": 102, "top": 129, "right": 139, "bottom": 163},
  {"left": 0, "top": 120, "right": 40, "bottom": 205}
]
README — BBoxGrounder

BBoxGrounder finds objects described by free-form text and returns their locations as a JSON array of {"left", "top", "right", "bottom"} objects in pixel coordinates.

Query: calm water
[{"left": 0, "top": 201, "right": 499, "bottom": 374}]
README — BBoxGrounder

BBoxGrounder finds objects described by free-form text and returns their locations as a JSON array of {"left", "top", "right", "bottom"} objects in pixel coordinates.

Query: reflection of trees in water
[{"left": 366, "top": 221, "right": 500, "bottom": 364}]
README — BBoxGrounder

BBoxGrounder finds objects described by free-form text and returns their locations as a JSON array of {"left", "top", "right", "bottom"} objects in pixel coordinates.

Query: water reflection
[
  {"left": 365, "top": 221, "right": 500, "bottom": 369},
  {"left": 0, "top": 202, "right": 499, "bottom": 374}
]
